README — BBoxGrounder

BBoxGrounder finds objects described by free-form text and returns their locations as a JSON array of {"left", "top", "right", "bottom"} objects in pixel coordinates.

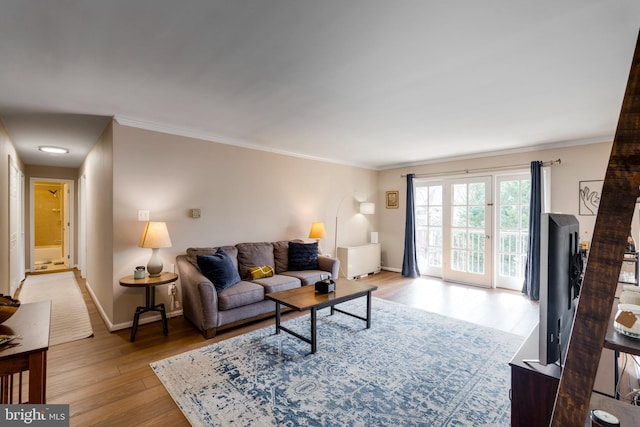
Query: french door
[
  {"left": 445, "top": 177, "right": 493, "bottom": 286},
  {"left": 416, "top": 172, "right": 531, "bottom": 289},
  {"left": 416, "top": 176, "right": 493, "bottom": 287}
]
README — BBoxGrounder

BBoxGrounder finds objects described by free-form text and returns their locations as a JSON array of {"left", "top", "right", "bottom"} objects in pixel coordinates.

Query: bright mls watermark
[{"left": 0, "top": 405, "right": 69, "bottom": 426}]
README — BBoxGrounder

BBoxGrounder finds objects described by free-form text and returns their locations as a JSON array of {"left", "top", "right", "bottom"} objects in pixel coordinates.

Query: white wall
[
  {"left": 109, "top": 123, "right": 378, "bottom": 326},
  {"left": 377, "top": 141, "right": 614, "bottom": 272},
  {"left": 80, "top": 122, "right": 115, "bottom": 322}
]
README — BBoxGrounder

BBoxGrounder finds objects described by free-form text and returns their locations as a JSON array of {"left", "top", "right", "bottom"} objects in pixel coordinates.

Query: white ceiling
[{"left": 1, "top": 1, "right": 640, "bottom": 170}]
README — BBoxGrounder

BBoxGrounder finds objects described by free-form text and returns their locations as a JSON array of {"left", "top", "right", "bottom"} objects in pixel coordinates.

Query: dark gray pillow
[
  {"left": 288, "top": 242, "right": 319, "bottom": 271},
  {"left": 196, "top": 248, "right": 241, "bottom": 292}
]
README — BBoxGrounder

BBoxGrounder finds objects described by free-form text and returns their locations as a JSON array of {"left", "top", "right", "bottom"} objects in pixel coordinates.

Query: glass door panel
[
  {"left": 444, "top": 177, "right": 492, "bottom": 287},
  {"left": 415, "top": 183, "right": 443, "bottom": 277},
  {"left": 495, "top": 174, "right": 531, "bottom": 290}
]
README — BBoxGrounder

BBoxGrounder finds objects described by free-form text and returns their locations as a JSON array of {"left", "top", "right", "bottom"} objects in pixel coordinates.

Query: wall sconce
[
  {"left": 308, "top": 222, "right": 327, "bottom": 254},
  {"left": 138, "top": 221, "right": 172, "bottom": 277},
  {"left": 360, "top": 202, "right": 375, "bottom": 215}
]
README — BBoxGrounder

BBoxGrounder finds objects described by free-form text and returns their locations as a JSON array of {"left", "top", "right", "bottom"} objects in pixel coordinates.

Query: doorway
[
  {"left": 30, "top": 178, "right": 74, "bottom": 272},
  {"left": 415, "top": 171, "right": 531, "bottom": 289},
  {"left": 415, "top": 176, "right": 493, "bottom": 287}
]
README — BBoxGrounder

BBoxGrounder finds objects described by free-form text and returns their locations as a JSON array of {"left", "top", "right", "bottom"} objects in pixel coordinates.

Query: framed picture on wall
[
  {"left": 579, "top": 180, "right": 603, "bottom": 216},
  {"left": 386, "top": 191, "right": 399, "bottom": 209}
]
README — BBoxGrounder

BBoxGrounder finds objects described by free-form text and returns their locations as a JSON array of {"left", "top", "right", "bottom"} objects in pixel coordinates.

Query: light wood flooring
[{"left": 43, "top": 269, "right": 538, "bottom": 426}]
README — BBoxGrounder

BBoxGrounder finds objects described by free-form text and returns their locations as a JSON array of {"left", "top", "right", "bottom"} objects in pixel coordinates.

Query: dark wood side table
[
  {"left": 0, "top": 300, "right": 51, "bottom": 403},
  {"left": 119, "top": 272, "right": 178, "bottom": 342}
]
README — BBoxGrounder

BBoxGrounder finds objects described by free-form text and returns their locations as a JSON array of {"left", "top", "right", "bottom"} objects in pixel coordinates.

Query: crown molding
[
  {"left": 378, "top": 135, "right": 613, "bottom": 170},
  {"left": 113, "top": 116, "right": 375, "bottom": 170}
]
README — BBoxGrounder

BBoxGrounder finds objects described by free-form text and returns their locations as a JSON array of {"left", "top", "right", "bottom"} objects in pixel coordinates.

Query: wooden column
[{"left": 552, "top": 31, "right": 640, "bottom": 425}]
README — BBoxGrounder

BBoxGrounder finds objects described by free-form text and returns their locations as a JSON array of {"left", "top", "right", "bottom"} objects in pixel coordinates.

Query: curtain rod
[{"left": 400, "top": 158, "right": 561, "bottom": 179}]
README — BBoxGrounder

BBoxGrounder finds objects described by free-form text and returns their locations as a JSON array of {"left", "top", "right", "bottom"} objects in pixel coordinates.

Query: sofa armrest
[
  {"left": 318, "top": 255, "right": 340, "bottom": 280},
  {"left": 176, "top": 255, "right": 219, "bottom": 334}
]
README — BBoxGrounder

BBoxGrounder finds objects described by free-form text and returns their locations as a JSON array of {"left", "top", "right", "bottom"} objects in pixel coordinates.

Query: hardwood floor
[{"left": 43, "top": 269, "right": 538, "bottom": 426}]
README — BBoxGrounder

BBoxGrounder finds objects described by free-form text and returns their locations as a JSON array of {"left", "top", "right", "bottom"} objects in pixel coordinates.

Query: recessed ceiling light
[{"left": 38, "top": 146, "right": 69, "bottom": 154}]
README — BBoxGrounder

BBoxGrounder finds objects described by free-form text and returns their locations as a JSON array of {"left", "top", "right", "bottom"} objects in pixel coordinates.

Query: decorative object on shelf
[
  {"left": 308, "top": 222, "right": 327, "bottom": 254},
  {"left": 590, "top": 409, "right": 620, "bottom": 427},
  {"left": 0, "top": 294, "right": 20, "bottom": 324},
  {"left": 138, "top": 221, "right": 173, "bottom": 277},
  {"left": 619, "top": 284, "right": 640, "bottom": 305},
  {"left": 614, "top": 285, "right": 640, "bottom": 339},
  {"left": 627, "top": 231, "right": 636, "bottom": 253},
  {"left": 386, "top": 190, "right": 399, "bottom": 209}
]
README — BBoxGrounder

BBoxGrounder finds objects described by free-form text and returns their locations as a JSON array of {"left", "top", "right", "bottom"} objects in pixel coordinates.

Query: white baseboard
[
  {"left": 382, "top": 266, "right": 401, "bottom": 273},
  {"left": 85, "top": 280, "right": 183, "bottom": 332},
  {"left": 85, "top": 280, "right": 115, "bottom": 331},
  {"left": 111, "top": 309, "right": 184, "bottom": 332}
]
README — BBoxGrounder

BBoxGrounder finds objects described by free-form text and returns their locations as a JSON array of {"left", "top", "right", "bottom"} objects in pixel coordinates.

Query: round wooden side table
[{"left": 119, "top": 272, "right": 178, "bottom": 342}]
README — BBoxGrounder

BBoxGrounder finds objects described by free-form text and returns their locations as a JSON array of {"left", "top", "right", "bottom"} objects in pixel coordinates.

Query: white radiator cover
[{"left": 337, "top": 243, "right": 381, "bottom": 279}]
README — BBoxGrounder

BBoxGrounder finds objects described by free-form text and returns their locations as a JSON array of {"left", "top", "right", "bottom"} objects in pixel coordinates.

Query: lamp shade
[
  {"left": 308, "top": 222, "right": 327, "bottom": 239},
  {"left": 360, "top": 202, "right": 375, "bottom": 215},
  {"left": 138, "top": 222, "right": 172, "bottom": 249}
]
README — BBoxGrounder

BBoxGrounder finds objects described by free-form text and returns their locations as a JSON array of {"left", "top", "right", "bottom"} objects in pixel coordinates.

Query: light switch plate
[
  {"left": 191, "top": 208, "right": 201, "bottom": 218},
  {"left": 138, "top": 210, "right": 150, "bottom": 221}
]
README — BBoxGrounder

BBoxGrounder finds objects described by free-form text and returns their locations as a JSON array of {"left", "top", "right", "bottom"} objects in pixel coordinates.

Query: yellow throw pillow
[{"left": 248, "top": 265, "right": 274, "bottom": 280}]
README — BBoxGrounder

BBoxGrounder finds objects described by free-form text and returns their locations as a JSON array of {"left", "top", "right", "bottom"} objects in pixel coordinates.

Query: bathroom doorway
[{"left": 31, "top": 178, "right": 74, "bottom": 272}]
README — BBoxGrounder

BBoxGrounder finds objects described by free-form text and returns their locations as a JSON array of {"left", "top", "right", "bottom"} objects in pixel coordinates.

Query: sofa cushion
[
  {"left": 288, "top": 242, "right": 319, "bottom": 270},
  {"left": 252, "top": 274, "right": 301, "bottom": 294},
  {"left": 236, "top": 242, "right": 275, "bottom": 279},
  {"left": 196, "top": 248, "right": 241, "bottom": 292},
  {"left": 281, "top": 270, "right": 330, "bottom": 286},
  {"left": 217, "top": 280, "right": 265, "bottom": 311},
  {"left": 273, "top": 239, "right": 303, "bottom": 273},
  {"left": 187, "top": 245, "right": 238, "bottom": 268}
]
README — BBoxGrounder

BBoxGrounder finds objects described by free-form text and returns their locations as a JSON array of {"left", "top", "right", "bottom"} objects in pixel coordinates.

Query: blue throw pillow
[
  {"left": 288, "top": 242, "right": 319, "bottom": 271},
  {"left": 196, "top": 248, "right": 241, "bottom": 292}
]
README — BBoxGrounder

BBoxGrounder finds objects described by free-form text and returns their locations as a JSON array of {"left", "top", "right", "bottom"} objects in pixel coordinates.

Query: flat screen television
[{"left": 538, "top": 213, "right": 583, "bottom": 366}]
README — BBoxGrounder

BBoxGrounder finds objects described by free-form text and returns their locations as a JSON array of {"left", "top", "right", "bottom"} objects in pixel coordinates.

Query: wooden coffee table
[{"left": 265, "top": 279, "right": 378, "bottom": 354}]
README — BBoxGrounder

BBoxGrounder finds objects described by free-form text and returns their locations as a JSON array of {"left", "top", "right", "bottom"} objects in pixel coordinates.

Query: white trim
[
  {"left": 84, "top": 280, "right": 113, "bottom": 330},
  {"left": 542, "top": 165, "right": 552, "bottom": 213},
  {"left": 8, "top": 155, "right": 25, "bottom": 296},
  {"left": 79, "top": 174, "right": 87, "bottom": 278}
]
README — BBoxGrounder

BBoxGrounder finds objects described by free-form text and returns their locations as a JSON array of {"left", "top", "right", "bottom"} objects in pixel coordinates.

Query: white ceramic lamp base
[{"left": 147, "top": 248, "right": 163, "bottom": 277}]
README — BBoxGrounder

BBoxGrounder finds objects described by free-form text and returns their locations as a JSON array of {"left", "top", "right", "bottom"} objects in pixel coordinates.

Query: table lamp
[
  {"left": 308, "top": 222, "right": 327, "bottom": 254},
  {"left": 138, "top": 221, "right": 172, "bottom": 277}
]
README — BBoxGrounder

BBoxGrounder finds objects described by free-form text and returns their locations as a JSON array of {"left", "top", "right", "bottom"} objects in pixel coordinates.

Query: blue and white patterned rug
[{"left": 151, "top": 297, "right": 524, "bottom": 426}]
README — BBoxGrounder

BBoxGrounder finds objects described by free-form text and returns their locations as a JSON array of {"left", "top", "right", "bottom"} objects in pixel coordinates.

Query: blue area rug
[{"left": 151, "top": 297, "right": 524, "bottom": 426}]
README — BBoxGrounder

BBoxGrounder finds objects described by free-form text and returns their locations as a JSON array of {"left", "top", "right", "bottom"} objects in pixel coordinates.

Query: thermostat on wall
[{"left": 191, "top": 208, "right": 201, "bottom": 218}]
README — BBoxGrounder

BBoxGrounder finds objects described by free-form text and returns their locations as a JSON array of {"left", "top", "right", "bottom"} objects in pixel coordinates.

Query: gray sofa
[{"left": 176, "top": 241, "right": 340, "bottom": 338}]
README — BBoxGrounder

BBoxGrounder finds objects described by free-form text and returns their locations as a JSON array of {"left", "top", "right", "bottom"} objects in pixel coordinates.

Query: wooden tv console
[{"left": 511, "top": 314, "right": 640, "bottom": 426}]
